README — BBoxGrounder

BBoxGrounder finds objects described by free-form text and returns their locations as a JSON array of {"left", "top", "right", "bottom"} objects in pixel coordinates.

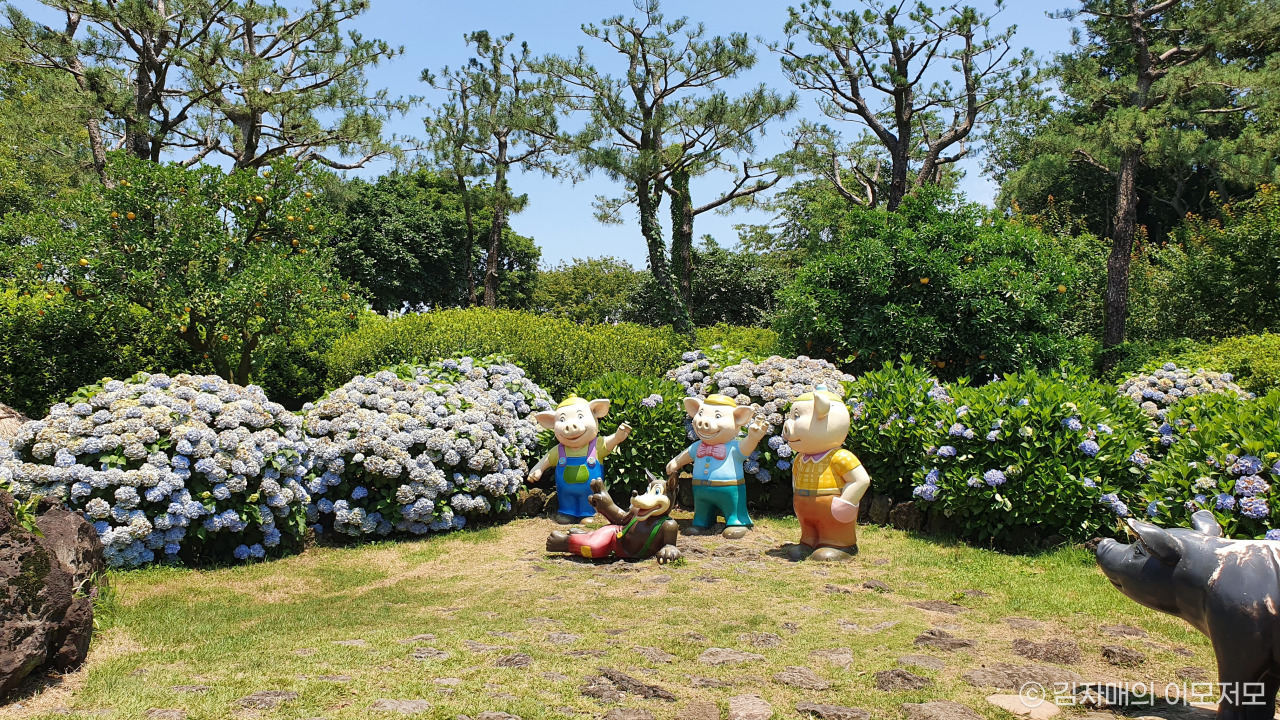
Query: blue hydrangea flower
[
  {"left": 986, "top": 431, "right": 999, "bottom": 441},
  {"left": 937, "top": 446, "right": 957, "bottom": 458},
  {"left": 1241, "top": 497, "right": 1269, "bottom": 520},
  {"left": 1062, "top": 417, "right": 1083, "bottom": 432},
  {"left": 1266, "top": 529, "right": 1280, "bottom": 541},
  {"left": 913, "top": 484, "right": 939, "bottom": 501},
  {"left": 1129, "top": 451, "right": 1151, "bottom": 468},
  {"left": 233, "top": 544, "right": 250, "bottom": 560},
  {"left": 1146, "top": 501, "right": 1159, "bottom": 517},
  {"left": 1078, "top": 440, "right": 1100, "bottom": 457},
  {"left": 983, "top": 469, "right": 1006, "bottom": 487},
  {"left": 1216, "top": 493, "right": 1237, "bottom": 511},
  {"left": 1230, "top": 455, "right": 1264, "bottom": 476}
]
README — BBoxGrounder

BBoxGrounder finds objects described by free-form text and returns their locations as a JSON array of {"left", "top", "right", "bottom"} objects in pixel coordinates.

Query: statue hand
[
  {"left": 615, "top": 423, "right": 632, "bottom": 442},
  {"left": 656, "top": 545, "right": 681, "bottom": 564},
  {"left": 528, "top": 467, "right": 543, "bottom": 483},
  {"left": 589, "top": 478, "right": 606, "bottom": 495}
]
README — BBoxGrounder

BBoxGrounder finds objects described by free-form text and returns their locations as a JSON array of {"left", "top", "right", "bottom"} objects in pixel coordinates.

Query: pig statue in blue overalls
[{"left": 528, "top": 395, "right": 633, "bottom": 524}]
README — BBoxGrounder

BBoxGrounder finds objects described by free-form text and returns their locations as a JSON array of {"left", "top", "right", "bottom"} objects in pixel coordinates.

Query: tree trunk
[
  {"left": 638, "top": 183, "right": 692, "bottom": 337},
  {"left": 668, "top": 169, "right": 695, "bottom": 310},
  {"left": 126, "top": 52, "right": 153, "bottom": 160},
  {"left": 456, "top": 171, "right": 478, "bottom": 307},
  {"left": 483, "top": 149, "right": 507, "bottom": 308},
  {"left": 885, "top": 143, "right": 910, "bottom": 211},
  {"left": 1102, "top": 149, "right": 1141, "bottom": 369}
]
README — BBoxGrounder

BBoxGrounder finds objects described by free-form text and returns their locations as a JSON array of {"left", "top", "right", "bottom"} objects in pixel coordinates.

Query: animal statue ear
[
  {"left": 588, "top": 399, "right": 611, "bottom": 418},
  {"left": 814, "top": 391, "right": 831, "bottom": 420},
  {"left": 732, "top": 405, "right": 754, "bottom": 427},
  {"left": 1128, "top": 520, "right": 1182, "bottom": 566},
  {"left": 683, "top": 397, "right": 702, "bottom": 418},
  {"left": 1189, "top": 510, "right": 1223, "bottom": 537},
  {"left": 535, "top": 410, "right": 557, "bottom": 430}
]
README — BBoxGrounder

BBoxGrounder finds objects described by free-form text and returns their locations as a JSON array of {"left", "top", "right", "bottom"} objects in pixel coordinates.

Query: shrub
[
  {"left": 1174, "top": 333, "right": 1280, "bottom": 396},
  {"left": 695, "top": 324, "right": 781, "bottom": 358},
  {"left": 0, "top": 373, "right": 310, "bottom": 568},
  {"left": 562, "top": 373, "right": 687, "bottom": 497},
  {"left": 301, "top": 356, "right": 551, "bottom": 537},
  {"left": 772, "top": 190, "right": 1092, "bottom": 379},
  {"left": 843, "top": 360, "right": 958, "bottom": 500},
  {"left": 1139, "top": 392, "right": 1280, "bottom": 539},
  {"left": 1117, "top": 363, "right": 1252, "bottom": 419},
  {"left": 325, "top": 308, "right": 686, "bottom": 400},
  {"left": 910, "top": 368, "right": 1155, "bottom": 546}
]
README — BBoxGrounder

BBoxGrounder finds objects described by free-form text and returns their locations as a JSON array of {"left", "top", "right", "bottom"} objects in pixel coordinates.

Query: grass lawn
[{"left": 1, "top": 515, "right": 1215, "bottom": 720}]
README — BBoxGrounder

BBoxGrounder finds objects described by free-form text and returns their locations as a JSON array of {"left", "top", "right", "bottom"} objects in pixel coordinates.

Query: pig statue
[
  {"left": 665, "top": 394, "right": 766, "bottom": 539},
  {"left": 782, "top": 384, "right": 871, "bottom": 562},
  {"left": 529, "top": 395, "right": 632, "bottom": 524},
  {"left": 1098, "top": 510, "right": 1280, "bottom": 720},
  {"left": 545, "top": 471, "right": 681, "bottom": 563}
]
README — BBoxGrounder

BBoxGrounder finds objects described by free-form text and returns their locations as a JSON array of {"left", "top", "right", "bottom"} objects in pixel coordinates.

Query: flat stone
[
  {"left": 797, "top": 702, "right": 871, "bottom": 720},
  {"left": 901, "top": 701, "right": 984, "bottom": 720},
  {"left": 598, "top": 667, "right": 677, "bottom": 701},
  {"left": 1100, "top": 624, "right": 1147, "bottom": 638},
  {"left": 548, "top": 632, "right": 581, "bottom": 644},
  {"left": 700, "top": 648, "right": 765, "bottom": 665},
  {"left": 634, "top": 646, "right": 676, "bottom": 663},
  {"left": 495, "top": 653, "right": 533, "bottom": 668},
  {"left": 1177, "top": 667, "right": 1211, "bottom": 681},
  {"left": 434, "top": 678, "right": 464, "bottom": 687},
  {"left": 333, "top": 639, "right": 367, "bottom": 647},
  {"left": 678, "top": 700, "right": 720, "bottom": 720},
  {"left": 811, "top": 647, "right": 854, "bottom": 668},
  {"left": 728, "top": 695, "right": 772, "bottom": 720},
  {"left": 581, "top": 675, "right": 624, "bottom": 702},
  {"left": 876, "top": 668, "right": 933, "bottom": 691},
  {"left": 824, "top": 584, "right": 853, "bottom": 594},
  {"left": 543, "top": 672, "right": 570, "bottom": 682},
  {"left": 910, "top": 600, "right": 965, "bottom": 615},
  {"left": 318, "top": 675, "right": 352, "bottom": 682},
  {"left": 465, "top": 640, "right": 502, "bottom": 652},
  {"left": 603, "top": 711, "right": 655, "bottom": 720},
  {"left": 566, "top": 649, "right": 607, "bottom": 657},
  {"left": 1013, "top": 638, "right": 1082, "bottom": 664},
  {"left": 146, "top": 711, "right": 186, "bottom": 720},
  {"left": 399, "top": 634, "right": 436, "bottom": 644},
  {"left": 691, "top": 675, "right": 731, "bottom": 688},
  {"left": 526, "top": 616, "right": 561, "bottom": 626},
  {"left": 170, "top": 685, "right": 210, "bottom": 693},
  {"left": 236, "top": 691, "right": 299, "bottom": 709},
  {"left": 987, "top": 694, "right": 1061, "bottom": 719},
  {"left": 650, "top": 574, "right": 672, "bottom": 583},
  {"left": 774, "top": 666, "right": 830, "bottom": 690},
  {"left": 489, "top": 631, "right": 520, "bottom": 640},
  {"left": 739, "top": 632, "right": 782, "bottom": 648},
  {"left": 1102, "top": 645, "right": 1147, "bottom": 667},
  {"left": 838, "top": 619, "right": 899, "bottom": 633},
  {"left": 781, "top": 622, "right": 801, "bottom": 634},
  {"left": 1003, "top": 617, "right": 1043, "bottom": 631},
  {"left": 371, "top": 699, "right": 433, "bottom": 714},
  {"left": 898, "top": 655, "right": 945, "bottom": 671},
  {"left": 913, "top": 629, "right": 975, "bottom": 650},
  {"left": 412, "top": 647, "right": 450, "bottom": 661},
  {"left": 685, "top": 632, "right": 710, "bottom": 643},
  {"left": 962, "top": 663, "right": 1084, "bottom": 691},
  {"left": 862, "top": 579, "right": 891, "bottom": 592}
]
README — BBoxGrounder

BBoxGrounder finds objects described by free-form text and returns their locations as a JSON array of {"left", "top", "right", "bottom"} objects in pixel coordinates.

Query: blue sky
[{"left": 20, "top": 0, "right": 1080, "bottom": 266}]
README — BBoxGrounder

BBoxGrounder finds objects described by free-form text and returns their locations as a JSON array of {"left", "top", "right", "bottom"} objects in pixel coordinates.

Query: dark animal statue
[
  {"left": 1097, "top": 511, "right": 1280, "bottom": 720},
  {"left": 546, "top": 471, "right": 680, "bottom": 563}
]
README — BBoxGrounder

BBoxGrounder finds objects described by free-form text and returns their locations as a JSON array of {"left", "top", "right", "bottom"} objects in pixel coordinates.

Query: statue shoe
[
  {"left": 685, "top": 525, "right": 717, "bottom": 536},
  {"left": 722, "top": 526, "right": 751, "bottom": 540},
  {"left": 810, "top": 545, "right": 858, "bottom": 562},
  {"left": 546, "top": 531, "right": 571, "bottom": 553},
  {"left": 786, "top": 543, "right": 815, "bottom": 562},
  {"left": 552, "top": 512, "right": 583, "bottom": 525}
]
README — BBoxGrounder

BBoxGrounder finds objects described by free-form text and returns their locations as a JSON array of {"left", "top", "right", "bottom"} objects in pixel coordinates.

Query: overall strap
[
  {"left": 636, "top": 521, "right": 666, "bottom": 557},
  {"left": 588, "top": 438, "right": 598, "bottom": 460},
  {"left": 558, "top": 444, "right": 566, "bottom": 461}
]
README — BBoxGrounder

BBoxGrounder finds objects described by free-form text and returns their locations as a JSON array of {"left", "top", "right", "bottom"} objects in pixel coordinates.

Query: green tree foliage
[
  {"left": 8, "top": 153, "right": 363, "bottom": 385},
  {"left": 773, "top": 188, "right": 1093, "bottom": 378},
  {"left": 993, "top": 0, "right": 1280, "bottom": 358},
  {"left": 626, "top": 238, "right": 791, "bottom": 328},
  {"left": 780, "top": 0, "right": 1033, "bottom": 211},
  {"left": 2, "top": 0, "right": 410, "bottom": 172},
  {"left": 531, "top": 256, "right": 643, "bottom": 324}
]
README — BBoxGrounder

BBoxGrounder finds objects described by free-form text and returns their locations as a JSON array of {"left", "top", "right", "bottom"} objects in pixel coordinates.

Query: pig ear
[
  {"left": 1128, "top": 520, "right": 1182, "bottom": 565},
  {"left": 588, "top": 399, "right": 610, "bottom": 418},
  {"left": 814, "top": 391, "right": 831, "bottom": 420},
  {"left": 535, "top": 410, "right": 557, "bottom": 430},
  {"left": 1190, "top": 510, "right": 1223, "bottom": 537},
  {"left": 732, "top": 405, "right": 754, "bottom": 427},
  {"left": 683, "top": 397, "right": 702, "bottom": 418}
]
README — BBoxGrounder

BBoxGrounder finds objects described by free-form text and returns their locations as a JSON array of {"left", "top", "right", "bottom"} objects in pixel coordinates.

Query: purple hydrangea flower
[
  {"left": 1079, "top": 440, "right": 1100, "bottom": 457},
  {"left": 1241, "top": 497, "right": 1269, "bottom": 520},
  {"left": 937, "top": 446, "right": 957, "bottom": 458},
  {"left": 983, "top": 469, "right": 1006, "bottom": 487}
]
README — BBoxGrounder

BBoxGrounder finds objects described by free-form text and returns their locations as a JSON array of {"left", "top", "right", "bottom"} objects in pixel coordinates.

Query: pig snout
[{"left": 782, "top": 418, "right": 796, "bottom": 440}]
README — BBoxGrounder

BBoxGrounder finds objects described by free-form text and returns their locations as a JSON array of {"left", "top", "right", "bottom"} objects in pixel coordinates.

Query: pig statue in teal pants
[{"left": 666, "top": 394, "right": 767, "bottom": 540}]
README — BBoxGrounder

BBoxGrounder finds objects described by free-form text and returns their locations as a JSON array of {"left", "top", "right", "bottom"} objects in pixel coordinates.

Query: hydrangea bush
[
  {"left": 1118, "top": 363, "right": 1252, "bottom": 418},
  {"left": 1139, "top": 391, "right": 1280, "bottom": 539},
  {"left": 0, "top": 373, "right": 310, "bottom": 567},
  {"left": 910, "top": 368, "right": 1155, "bottom": 546},
  {"left": 665, "top": 346, "right": 761, "bottom": 398},
  {"left": 301, "top": 356, "right": 551, "bottom": 537},
  {"left": 843, "top": 359, "right": 958, "bottom": 500}
]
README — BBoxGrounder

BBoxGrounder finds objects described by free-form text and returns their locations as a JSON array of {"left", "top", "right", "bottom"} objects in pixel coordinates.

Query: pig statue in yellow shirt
[{"left": 782, "top": 384, "right": 871, "bottom": 562}]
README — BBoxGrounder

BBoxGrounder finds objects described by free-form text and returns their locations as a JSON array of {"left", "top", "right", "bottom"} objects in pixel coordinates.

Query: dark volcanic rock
[
  {"left": 868, "top": 496, "right": 893, "bottom": 525},
  {"left": 901, "top": 701, "right": 983, "bottom": 720},
  {"left": 598, "top": 667, "right": 676, "bottom": 701},
  {"left": 1101, "top": 645, "right": 1147, "bottom": 667},
  {"left": 961, "top": 662, "right": 1085, "bottom": 690},
  {"left": 889, "top": 501, "right": 924, "bottom": 531},
  {"left": 1012, "top": 637, "right": 1082, "bottom": 664},
  {"left": 876, "top": 669, "right": 933, "bottom": 691},
  {"left": 773, "top": 666, "right": 830, "bottom": 690},
  {"left": 797, "top": 702, "right": 870, "bottom": 720},
  {"left": 912, "top": 629, "right": 975, "bottom": 651}
]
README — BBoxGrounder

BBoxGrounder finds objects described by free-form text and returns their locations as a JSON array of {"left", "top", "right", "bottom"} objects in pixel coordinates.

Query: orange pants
[{"left": 794, "top": 494, "right": 859, "bottom": 549}]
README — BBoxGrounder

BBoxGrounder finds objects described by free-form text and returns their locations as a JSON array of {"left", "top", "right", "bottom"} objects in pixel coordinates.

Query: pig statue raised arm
[
  {"left": 528, "top": 395, "right": 632, "bottom": 524},
  {"left": 665, "top": 394, "right": 766, "bottom": 540},
  {"left": 1097, "top": 510, "right": 1280, "bottom": 720}
]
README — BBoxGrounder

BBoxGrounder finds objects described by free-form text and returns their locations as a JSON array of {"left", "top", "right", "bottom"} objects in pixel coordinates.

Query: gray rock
[
  {"left": 811, "top": 647, "right": 853, "bottom": 668},
  {"left": 495, "top": 653, "right": 532, "bottom": 668},
  {"left": 862, "top": 579, "right": 891, "bottom": 592},
  {"left": 876, "top": 669, "right": 933, "bottom": 691},
  {"left": 889, "top": 500, "right": 924, "bottom": 531},
  {"left": 634, "top": 646, "right": 676, "bottom": 663},
  {"left": 797, "top": 702, "right": 871, "bottom": 720},
  {"left": 371, "top": 699, "right": 433, "bottom": 714},
  {"left": 739, "top": 632, "right": 782, "bottom": 648},
  {"left": 399, "top": 634, "right": 436, "bottom": 644},
  {"left": 548, "top": 632, "right": 581, "bottom": 645},
  {"left": 542, "top": 672, "right": 570, "bottom": 682},
  {"left": 580, "top": 675, "right": 623, "bottom": 702},
  {"left": 901, "top": 701, "right": 983, "bottom": 720},
  {"left": 728, "top": 695, "right": 772, "bottom": 720},
  {"left": 1100, "top": 624, "right": 1147, "bottom": 638},
  {"left": 869, "top": 496, "right": 894, "bottom": 525},
  {"left": 603, "top": 711, "right": 654, "bottom": 720},
  {"left": 1101, "top": 645, "right": 1146, "bottom": 667},
  {"left": 465, "top": 640, "right": 502, "bottom": 652},
  {"left": 824, "top": 584, "right": 853, "bottom": 594},
  {"left": 412, "top": 647, "right": 449, "bottom": 661},
  {"left": 566, "top": 649, "right": 607, "bottom": 657},
  {"left": 909, "top": 600, "right": 965, "bottom": 615},
  {"left": 690, "top": 675, "right": 731, "bottom": 688},
  {"left": 684, "top": 631, "right": 710, "bottom": 643},
  {"left": 599, "top": 668, "right": 676, "bottom": 701},
  {"left": 678, "top": 700, "right": 720, "bottom": 720},
  {"left": 961, "top": 663, "right": 1085, "bottom": 690},
  {"left": 913, "top": 629, "right": 975, "bottom": 651},
  {"left": 1002, "top": 617, "right": 1043, "bottom": 631},
  {"left": 1177, "top": 666, "right": 1210, "bottom": 682},
  {"left": 1012, "top": 638, "right": 1082, "bottom": 664},
  {"left": 332, "top": 639, "right": 367, "bottom": 647},
  {"left": 236, "top": 691, "right": 299, "bottom": 709},
  {"left": 897, "top": 655, "right": 945, "bottom": 671},
  {"left": 699, "top": 648, "right": 765, "bottom": 665},
  {"left": 476, "top": 713, "right": 521, "bottom": 720},
  {"left": 774, "top": 666, "right": 830, "bottom": 690}
]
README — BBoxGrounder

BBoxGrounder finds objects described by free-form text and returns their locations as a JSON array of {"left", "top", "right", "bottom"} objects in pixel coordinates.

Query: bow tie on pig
[{"left": 696, "top": 443, "right": 727, "bottom": 460}]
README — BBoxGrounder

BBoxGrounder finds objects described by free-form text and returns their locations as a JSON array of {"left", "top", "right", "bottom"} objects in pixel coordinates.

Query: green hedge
[
  {"left": 325, "top": 308, "right": 689, "bottom": 399},
  {"left": 1172, "top": 334, "right": 1280, "bottom": 396}
]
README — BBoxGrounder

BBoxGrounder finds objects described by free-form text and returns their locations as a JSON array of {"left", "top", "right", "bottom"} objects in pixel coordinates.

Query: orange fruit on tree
[
  {"left": 35, "top": 262, "right": 43, "bottom": 270},
  {"left": 254, "top": 195, "right": 264, "bottom": 204},
  {"left": 307, "top": 224, "right": 315, "bottom": 231},
  {"left": 221, "top": 334, "right": 230, "bottom": 341},
  {"left": 126, "top": 212, "right": 136, "bottom": 220},
  {"left": 78, "top": 258, "right": 89, "bottom": 267},
  {"left": 1057, "top": 284, "right": 1067, "bottom": 293},
  {"left": 110, "top": 211, "right": 119, "bottom": 219},
  {"left": 920, "top": 277, "right": 929, "bottom": 284},
  {"left": 341, "top": 292, "right": 350, "bottom": 300}
]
